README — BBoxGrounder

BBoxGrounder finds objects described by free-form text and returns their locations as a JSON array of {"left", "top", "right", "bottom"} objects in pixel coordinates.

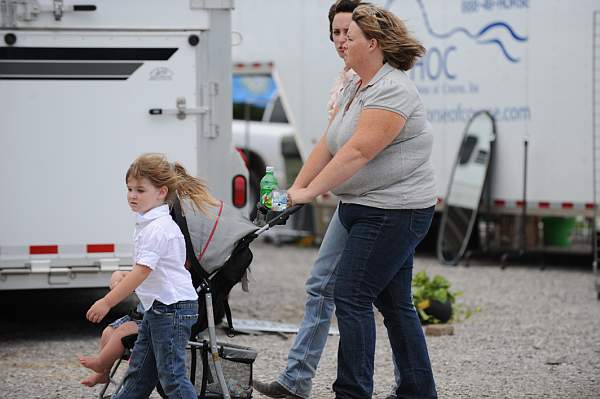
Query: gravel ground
[{"left": 1, "top": 240, "right": 599, "bottom": 398}]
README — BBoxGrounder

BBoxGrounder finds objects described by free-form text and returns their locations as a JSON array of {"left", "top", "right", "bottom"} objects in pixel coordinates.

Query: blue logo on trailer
[
  {"left": 384, "top": 0, "right": 528, "bottom": 82},
  {"left": 414, "top": 0, "right": 527, "bottom": 64}
]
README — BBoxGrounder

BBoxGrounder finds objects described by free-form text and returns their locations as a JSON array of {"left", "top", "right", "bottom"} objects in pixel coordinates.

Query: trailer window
[
  {"left": 232, "top": 74, "right": 276, "bottom": 121},
  {"left": 268, "top": 97, "right": 289, "bottom": 123},
  {"left": 232, "top": 73, "right": 288, "bottom": 123}
]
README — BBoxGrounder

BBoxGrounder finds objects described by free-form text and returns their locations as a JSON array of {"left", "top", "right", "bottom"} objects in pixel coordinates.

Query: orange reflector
[
  {"left": 87, "top": 244, "right": 115, "bottom": 253},
  {"left": 30, "top": 245, "right": 58, "bottom": 255},
  {"left": 232, "top": 175, "right": 247, "bottom": 208}
]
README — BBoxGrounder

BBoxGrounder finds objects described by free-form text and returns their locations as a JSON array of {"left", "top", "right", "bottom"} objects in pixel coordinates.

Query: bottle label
[
  {"left": 272, "top": 190, "right": 288, "bottom": 211},
  {"left": 261, "top": 190, "right": 273, "bottom": 208}
]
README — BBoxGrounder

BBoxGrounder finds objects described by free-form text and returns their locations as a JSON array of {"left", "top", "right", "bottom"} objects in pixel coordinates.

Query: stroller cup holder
[{"left": 253, "top": 203, "right": 303, "bottom": 230}]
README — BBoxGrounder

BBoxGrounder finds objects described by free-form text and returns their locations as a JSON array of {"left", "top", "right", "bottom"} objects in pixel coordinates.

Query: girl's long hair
[{"left": 126, "top": 153, "right": 219, "bottom": 213}]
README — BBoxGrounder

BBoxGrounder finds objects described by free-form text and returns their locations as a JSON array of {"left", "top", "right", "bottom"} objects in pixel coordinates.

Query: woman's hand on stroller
[
  {"left": 287, "top": 187, "right": 316, "bottom": 206},
  {"left": 86, "top": 298, "right": 111, "bottom": 323}
]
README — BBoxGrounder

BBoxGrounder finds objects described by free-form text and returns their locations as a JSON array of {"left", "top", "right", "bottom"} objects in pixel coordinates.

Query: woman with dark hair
[
  {"left": 252, "top": 1, "right": 392, "bottom": 399},
  {"left": 286, "top": 3, "right": 438, "bottom": 398}
]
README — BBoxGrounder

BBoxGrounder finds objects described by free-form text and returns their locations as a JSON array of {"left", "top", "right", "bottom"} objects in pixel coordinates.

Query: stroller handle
[
  {"left": 254, "top": 204, "right": 304, "bottom": 236},
  {"left": 266, "top": 204, "right": 304, "bottom": 227}
]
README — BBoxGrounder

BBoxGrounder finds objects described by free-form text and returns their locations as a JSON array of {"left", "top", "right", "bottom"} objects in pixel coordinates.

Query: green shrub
[{"left": 412, "top": 271, "right": 478, "bottom": 324}]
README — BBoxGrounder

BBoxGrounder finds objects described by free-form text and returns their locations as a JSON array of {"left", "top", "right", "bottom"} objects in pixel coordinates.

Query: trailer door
[{"left": 0, "top": 31, "right": 201, "bottom": 272}]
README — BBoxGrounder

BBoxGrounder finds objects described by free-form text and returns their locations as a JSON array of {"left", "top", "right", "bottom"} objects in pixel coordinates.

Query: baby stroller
[{"left": 98, "top": 199, "right": 301, "bottom": 399}]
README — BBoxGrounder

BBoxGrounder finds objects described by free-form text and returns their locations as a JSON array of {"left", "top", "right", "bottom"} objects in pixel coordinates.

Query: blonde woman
[
  {"left": 253, "top": 2, "right": 383, "bottom": 399},
  {"left": 287, "top": 4, "right": 437, "bottom": 398}
]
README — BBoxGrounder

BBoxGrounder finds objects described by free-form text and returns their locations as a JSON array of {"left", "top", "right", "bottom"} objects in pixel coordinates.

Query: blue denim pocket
[
  {"left": 408, "top": 206, "right": 434, "bottom": 241},
  {"left": 175, "top": 306, "right": 198, "bottom": 343},
  {"left": 151, "top": 306, "right": 175, "bottom": 316}
]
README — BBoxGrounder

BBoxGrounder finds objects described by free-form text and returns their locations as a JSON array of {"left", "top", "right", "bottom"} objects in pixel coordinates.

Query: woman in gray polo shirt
[{"left": 287, "top": 4, "right": 437, "bottom": 398}]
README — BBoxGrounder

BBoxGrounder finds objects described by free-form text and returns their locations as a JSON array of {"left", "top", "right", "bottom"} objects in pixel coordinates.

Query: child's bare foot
[
  {"left": 77, "top": 354, "right": 105, "bottom": 373},
  {"left": 80, "top": 372, "right": 109, "bottom": 387}
]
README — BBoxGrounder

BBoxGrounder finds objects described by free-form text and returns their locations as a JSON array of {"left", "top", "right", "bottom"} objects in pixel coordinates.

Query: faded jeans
[
  {"left": 113, "top": 300, "right": 198, "bottom": 399},
  {"left": 333, "top": 204, "right": 437, "bottom": 399},
  {"left": 277, "top": 205, "right": 402, "bottom": 398}
]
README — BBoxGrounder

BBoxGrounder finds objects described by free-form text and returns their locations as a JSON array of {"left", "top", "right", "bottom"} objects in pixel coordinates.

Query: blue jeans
[
  {"left": 333, "top": 204, "right": 437, "bottom": 399},
  {"left": 277, "top": 207, "right": 347, "bottom": 399},
  {"left": 278, "top": 205, "right": 402, "bottom": 398},
  {"left": 113, "top": 300, "right": 198, "bottom": 399}
]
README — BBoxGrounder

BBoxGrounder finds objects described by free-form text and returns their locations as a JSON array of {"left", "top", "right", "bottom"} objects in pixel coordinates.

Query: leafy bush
[{"left": 412, "top": 271, "right": 477, "bottom": 324}]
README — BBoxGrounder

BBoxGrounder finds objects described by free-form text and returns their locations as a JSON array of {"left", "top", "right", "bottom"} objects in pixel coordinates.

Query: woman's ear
[{"left": 369, "top": 38, "right": 378, "bottom": 51}]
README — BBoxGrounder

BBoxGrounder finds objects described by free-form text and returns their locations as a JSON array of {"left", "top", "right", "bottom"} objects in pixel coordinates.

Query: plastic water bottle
[{"left": 259, "top": 166, "right": 278, "bottom": 209}]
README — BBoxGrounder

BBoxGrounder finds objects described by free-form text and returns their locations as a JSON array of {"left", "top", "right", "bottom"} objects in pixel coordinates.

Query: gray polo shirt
[{"left": 327, "top": 63, "right": 436, "bottom": 209}]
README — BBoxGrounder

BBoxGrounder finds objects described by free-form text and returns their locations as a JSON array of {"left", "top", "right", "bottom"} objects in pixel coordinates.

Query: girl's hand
[
  {"left": 287, "top": 187, "right": 317, "bottom": 206},
  {"left": 86, "top": 298, "right": 111, "bottom": 323}
]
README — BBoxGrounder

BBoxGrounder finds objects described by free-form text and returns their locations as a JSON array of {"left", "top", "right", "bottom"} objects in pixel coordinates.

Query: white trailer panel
[
  {"left": 232, "top": 0, "right": 598, "bottom": 215},
  {"left": 0, "top": 0, "right": 245, "bottom": 290}
]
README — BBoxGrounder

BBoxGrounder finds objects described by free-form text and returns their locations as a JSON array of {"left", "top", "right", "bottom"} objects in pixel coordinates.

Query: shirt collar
[
  {"left": 343, "top": 68, "right": 356, "bottom": 81},
  {"left": 360, "top": 63, "right": 395, "bottom": 90},
  {"left": 136, "top": 204, "right": 170, "bottom": 226}
]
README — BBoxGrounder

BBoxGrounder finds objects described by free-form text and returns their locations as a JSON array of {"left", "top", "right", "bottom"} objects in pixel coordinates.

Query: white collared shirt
[
  {"left": 133, "top": 204, "right": 197, "bottom": 310},
  {"left": 327, "top": 67, "right": 356, "bottom": 121}
]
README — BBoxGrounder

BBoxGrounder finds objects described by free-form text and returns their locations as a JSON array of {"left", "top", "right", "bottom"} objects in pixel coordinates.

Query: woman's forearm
[
  {"left": 306, "top": 109, "right": 406, "bottom": 196},
  {"left": 304, "top": 109, "right": 406, "bottom": 196},
  {"left": 292, "top": 134, "right": 333, "bottom": 189},
  {"left": 305, "top": 145, "right": 369, "bottom": 197}
]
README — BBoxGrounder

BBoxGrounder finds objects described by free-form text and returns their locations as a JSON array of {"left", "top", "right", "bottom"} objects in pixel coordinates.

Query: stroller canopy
[{"left": 180, "top": 198, "right": 258, "bottom": 275}]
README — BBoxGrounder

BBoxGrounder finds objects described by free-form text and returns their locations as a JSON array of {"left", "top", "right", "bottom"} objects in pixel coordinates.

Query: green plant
[{"left": 412, "top": 271, "right": 477, "bottom": 324}]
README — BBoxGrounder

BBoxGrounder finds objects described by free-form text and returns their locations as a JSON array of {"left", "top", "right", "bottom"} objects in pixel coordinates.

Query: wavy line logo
[{"left": 386, "top": 0, "right": 528, "bottom": 63}]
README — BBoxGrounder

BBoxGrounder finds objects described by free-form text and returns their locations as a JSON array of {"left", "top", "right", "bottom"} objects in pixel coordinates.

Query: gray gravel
[{"left": 1, "top": 241, "right": 599, "bottom": 398}]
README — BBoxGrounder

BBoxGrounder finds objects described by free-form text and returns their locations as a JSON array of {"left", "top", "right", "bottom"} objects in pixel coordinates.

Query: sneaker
[{"left": 253, "top": 380, "right": 303, "bottom": 398}]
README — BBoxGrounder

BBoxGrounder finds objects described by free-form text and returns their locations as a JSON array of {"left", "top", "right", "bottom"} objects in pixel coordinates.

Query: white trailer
[
  {"left": 0, "top": 0, "right": 248, "bottom": 290},
  {"left": 232, "top": 0, "right": 600, "bottom": 254}
]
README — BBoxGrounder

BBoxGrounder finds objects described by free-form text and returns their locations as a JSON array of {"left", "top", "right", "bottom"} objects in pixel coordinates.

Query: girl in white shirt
[{"left": 86, "top": 152, "right": 219, "bottom": 399}]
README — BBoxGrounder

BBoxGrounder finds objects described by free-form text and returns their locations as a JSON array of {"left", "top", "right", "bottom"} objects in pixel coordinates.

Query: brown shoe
[{"left": 253, "top": 380, "right": 303, "bottom": 398}]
